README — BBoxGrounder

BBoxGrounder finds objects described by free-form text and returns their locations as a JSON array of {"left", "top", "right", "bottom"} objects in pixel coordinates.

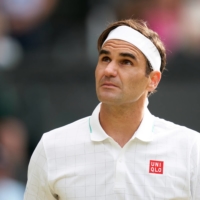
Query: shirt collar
[
  {"left": 89, "top": 103, "right": 154, "bottom": 142},
  {"left": 89, "top": 103, "right": 110, "bottom": 141},
  {"left": 132, "top": 108, "right": 154, "bottom": 142}
]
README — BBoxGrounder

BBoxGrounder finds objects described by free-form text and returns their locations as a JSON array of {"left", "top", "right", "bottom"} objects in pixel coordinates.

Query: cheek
[
  {"left": 125, "top": 74, "right": 148, "bottom": 91},
  {"left": 95, "top": 65, "right": 99, "bottom": 77},
  {"left": 95, "top": 65, "right": 104, "bottom": 80},
  {"left": 95, "top": 67, "right": 99, "bottom": 81},
  {"left": 95, "top": 68, "right": 102, "bottom": 87}
]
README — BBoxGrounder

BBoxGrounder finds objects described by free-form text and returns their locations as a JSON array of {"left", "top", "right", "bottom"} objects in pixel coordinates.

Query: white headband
[{"left": 103, "top": 26, "right": 161, "bottom": 71}]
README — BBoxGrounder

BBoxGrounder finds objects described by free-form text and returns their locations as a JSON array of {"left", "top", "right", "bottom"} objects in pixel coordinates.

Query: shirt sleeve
[
  {"left": 24, "top": 137, "right": 57, "bottom": 200},
  {"left": 191, "top": 135, "right": 200, "bottom": 200}
]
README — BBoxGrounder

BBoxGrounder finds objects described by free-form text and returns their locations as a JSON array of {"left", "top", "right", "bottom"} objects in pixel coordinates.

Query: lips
[{"left": 101, "top": 82, "right": 118, "bottom": 88}]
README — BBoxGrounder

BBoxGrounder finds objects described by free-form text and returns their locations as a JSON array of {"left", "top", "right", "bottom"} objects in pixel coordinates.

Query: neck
[{"left": 99, "top": 99, "right": 147, "bottom": 147}]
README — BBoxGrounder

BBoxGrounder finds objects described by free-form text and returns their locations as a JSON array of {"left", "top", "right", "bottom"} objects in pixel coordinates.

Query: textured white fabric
[
  {"left": 24, "top": 104, "right": 200, "bottom": 200},
  {"left": 103, "top": 26, "right": 161, "bottom": 71}
]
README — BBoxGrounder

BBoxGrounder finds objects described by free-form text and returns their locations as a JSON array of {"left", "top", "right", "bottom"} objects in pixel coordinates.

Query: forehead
[{"left": 101, "top": 39, "right": 146, "bottom": 61}]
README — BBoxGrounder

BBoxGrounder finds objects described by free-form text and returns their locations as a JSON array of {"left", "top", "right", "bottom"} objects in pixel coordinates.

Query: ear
[{"left": 147, "top": 71, "right": 161, "bottom": 92}]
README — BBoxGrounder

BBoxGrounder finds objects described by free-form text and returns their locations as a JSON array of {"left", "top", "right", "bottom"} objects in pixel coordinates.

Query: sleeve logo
[{"left": 149, "top": 160, "right": 164, "bottom": 174}]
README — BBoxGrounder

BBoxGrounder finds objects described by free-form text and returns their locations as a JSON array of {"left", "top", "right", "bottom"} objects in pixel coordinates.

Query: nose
[{"left": 104, "top": 61, "right": 117, "bottom": 77}]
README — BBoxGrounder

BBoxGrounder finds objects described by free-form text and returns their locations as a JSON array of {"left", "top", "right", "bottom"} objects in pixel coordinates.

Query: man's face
[{"left": 95, "top": 39, "right": 152, "bottom": 106}]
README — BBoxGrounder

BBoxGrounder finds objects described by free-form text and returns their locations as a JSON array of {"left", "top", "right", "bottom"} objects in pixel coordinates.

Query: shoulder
[
  {"left": 41, "top": 116, "right": 90, "bottom": 148},
  {"left": 44, "top": 116, "right": 89, "bottom": 137},
  {"left": 153, "top": 115, "right": 200, "bottom": 144}
]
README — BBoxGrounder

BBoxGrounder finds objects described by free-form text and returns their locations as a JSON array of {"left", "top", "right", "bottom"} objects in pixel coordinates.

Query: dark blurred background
[{"left": 0, "top": 0, "right": 200, "bottom": 198}]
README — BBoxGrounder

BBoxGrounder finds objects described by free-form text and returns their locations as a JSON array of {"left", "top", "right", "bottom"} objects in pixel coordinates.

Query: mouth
[{"left": 101, "top": 82, "right": 118, "bottom": 88}]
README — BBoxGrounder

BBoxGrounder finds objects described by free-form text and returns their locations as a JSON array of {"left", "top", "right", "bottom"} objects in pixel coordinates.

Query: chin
[{"left": 97, "top": 95, "right": 122, "bottom": 105}]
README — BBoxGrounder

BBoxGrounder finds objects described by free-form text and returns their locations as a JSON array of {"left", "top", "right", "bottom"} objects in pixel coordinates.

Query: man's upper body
[
  {"left": 23, "top": 103, "right": 200, "bottom": 200},
  {"left": 24, "top": 19, "right": 200, "bottom": 199}
]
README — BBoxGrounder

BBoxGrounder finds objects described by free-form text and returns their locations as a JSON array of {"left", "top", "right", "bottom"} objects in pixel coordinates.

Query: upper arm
[
  {"left": 190, "top": 135, "right": 200, "bottom": 200},
  {"left": 24, "top": 138, "right": 57, "bottom": 200}
]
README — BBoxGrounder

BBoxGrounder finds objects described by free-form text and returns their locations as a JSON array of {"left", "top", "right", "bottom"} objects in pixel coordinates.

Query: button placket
[{"left": 115, "top": 148, "right": 127, "bottom": 189}]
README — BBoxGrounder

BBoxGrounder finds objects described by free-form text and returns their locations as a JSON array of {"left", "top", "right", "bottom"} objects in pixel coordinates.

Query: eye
[
  {"left": 101, "top": 56, "right": 111, "bottom": 63},
  {"left": 121, "top": 59, "right": 133, "bottom": 66}
]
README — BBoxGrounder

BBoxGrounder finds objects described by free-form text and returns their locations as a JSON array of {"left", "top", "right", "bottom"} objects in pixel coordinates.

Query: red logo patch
[{"left": 149, "top": 160, "right": 164, "bottom": 174}]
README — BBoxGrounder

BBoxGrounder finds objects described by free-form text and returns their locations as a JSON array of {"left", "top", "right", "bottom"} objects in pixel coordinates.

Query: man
[{"left": 24, "top": 19, "right": 200, "bottom": 200}]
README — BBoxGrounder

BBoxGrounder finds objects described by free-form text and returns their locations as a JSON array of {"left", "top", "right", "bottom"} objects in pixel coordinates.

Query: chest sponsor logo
[{"left": 149, "top": 160, "right": 164, "bottom": 174}]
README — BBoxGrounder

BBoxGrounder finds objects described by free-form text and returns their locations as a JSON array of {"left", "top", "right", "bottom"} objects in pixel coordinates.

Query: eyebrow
[
  {"left": 99, "top": 49, "right": 137, "bottom": 61},
  {"left": 99, "top": 49, "right": 110, "bottom": 55},
  {"left": 119, "top": 53, "right": 137, "bottom": 60}
]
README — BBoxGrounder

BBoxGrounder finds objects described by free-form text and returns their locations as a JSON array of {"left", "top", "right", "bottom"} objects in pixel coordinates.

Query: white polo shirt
[{"left": 24, "top": 103, "right": 200, "bottom": 200}]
